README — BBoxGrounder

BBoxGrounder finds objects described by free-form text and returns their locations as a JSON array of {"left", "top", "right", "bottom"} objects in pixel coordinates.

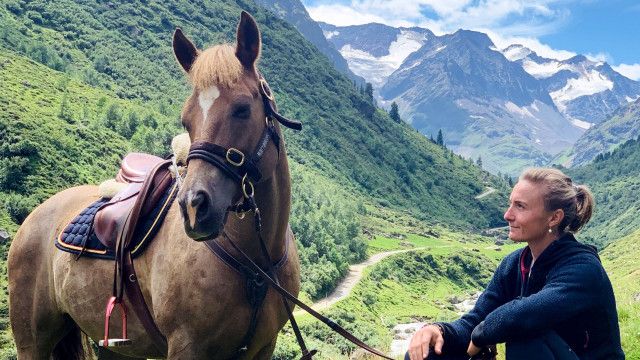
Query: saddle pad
[{"left": 56, "top": 180, "right": 179, "bottom": 260}]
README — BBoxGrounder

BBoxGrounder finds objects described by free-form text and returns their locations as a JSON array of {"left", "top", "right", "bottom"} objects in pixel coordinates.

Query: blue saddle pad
[{"left": 55, "top": 180, "right": 179, "bottom": 260}]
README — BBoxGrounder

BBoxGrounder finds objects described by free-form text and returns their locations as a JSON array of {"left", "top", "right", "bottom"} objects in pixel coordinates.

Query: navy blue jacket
[{"left": 439, "top": 233, "right": 624, "bottom": 359}]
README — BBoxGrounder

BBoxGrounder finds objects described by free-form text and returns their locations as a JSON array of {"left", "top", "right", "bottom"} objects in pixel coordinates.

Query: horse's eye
[{"left": 232, "top": 104, "right": 251, "bottom": 119}]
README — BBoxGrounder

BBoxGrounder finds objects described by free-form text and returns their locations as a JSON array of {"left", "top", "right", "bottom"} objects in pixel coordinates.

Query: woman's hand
[
  {"left": 467, "top": 340, "right": 481, "bottom": 357},
  {"left": 407, "top": 324, "right": 444, "bottom": 360}
]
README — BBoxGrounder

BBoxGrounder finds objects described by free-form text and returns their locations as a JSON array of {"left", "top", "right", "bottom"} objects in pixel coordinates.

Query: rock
[
  {"left": 495, "top": 239, "right": 505, "bottom": 246},
  {"left": 634, "top": 292, "right": 640, "bottom": 302},
  {"left": 0, "top": 230, "right": 9, "bottom": 243}
]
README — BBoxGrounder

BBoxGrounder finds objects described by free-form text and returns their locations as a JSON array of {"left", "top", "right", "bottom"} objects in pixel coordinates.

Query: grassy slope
[{"left": 601, "top": 230, "right": 640, "bottom": 357}]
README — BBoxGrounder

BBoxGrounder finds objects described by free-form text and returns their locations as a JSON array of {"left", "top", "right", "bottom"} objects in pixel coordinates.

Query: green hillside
[
  {"left": 566, "top": 136, "right": 640, "bottom": 249},
  {"left": 0, "top": 0, "right": 508, "bottom": 230},
  {"left": 601, "top": 230, "right": 640, "bottom": 357}
]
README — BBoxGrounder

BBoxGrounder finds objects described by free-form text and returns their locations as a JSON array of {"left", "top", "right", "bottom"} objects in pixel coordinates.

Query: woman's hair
[{"left": 519, "top": 168, "right": 595, "bottom": 233}]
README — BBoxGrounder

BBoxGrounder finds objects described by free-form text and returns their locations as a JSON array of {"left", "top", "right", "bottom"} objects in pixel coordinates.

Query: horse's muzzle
[{"left": 178, "top": 189, "right": 225, "bottom": 241}]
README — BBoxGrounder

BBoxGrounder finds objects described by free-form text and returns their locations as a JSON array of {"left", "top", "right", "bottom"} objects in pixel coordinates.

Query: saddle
[{"left": 94, "top": 153, "right": 172, "bottom": 249}]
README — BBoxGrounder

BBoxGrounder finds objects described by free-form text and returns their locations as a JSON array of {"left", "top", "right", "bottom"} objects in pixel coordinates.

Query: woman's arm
[
  {"left": 437, "top": 251, "right": 518, "bottom": 353},
  {"left": 470, "top": 257, "right": 604, "bottom": 347}
]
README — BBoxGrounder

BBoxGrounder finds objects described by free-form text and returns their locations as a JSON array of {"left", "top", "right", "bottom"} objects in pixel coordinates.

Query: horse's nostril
[{"left": 191, "top": 191, "right": 206, "bottom": 209}]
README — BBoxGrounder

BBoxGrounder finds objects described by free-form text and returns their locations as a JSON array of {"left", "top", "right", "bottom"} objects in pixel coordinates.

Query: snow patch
[
  {"left": 434, "top": 45, "right": 447, "bottom": 53},
  {"left": 569, "top": 118, "right": 593, "bottom": 130},
  {"left": 522, "top": 59, "right": 565, "bottom": 79},
  {"left": 323, "top": 30, "right": 339, "bottom": 39},
  {"left": 550, "top": 70, "right": 614, "bottom": 105},
  {"left": 502, "top": 45, "right": 532, "bottom": 62},
  {"left": 338, "top": 30, "right": 429, "bottom": 87},
  {"left": 626, "top": 95, "right": 640, "bottom": 103},
  {"left": 505, "top": 101, "right": 534, "bottom": 118}
]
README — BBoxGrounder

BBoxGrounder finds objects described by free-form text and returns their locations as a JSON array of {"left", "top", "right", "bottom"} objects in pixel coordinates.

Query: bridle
[{"left": 182, "top": 74, "right": 393, "bottom": 360}]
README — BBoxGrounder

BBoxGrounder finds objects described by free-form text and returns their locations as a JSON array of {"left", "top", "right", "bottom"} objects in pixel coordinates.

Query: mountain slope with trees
[{"left": 566, "top": 136, "right": 640, "bottom": 249}]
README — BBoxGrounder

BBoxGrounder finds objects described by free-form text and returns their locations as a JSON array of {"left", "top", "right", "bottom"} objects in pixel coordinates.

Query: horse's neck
[{"left": 224, "top": 156, "right": 291, "bottom": 264}]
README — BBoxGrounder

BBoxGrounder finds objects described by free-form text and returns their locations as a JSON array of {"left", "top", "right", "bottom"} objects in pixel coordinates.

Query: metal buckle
[
  {"left": 259, "top": 78, "right": 274, "bottom": 101},
  {"left": 241, "top": 174, "right": 254, "bottom": 199},
  {"left": 226, "top": 148, "right": 245, "bottom": 167}
]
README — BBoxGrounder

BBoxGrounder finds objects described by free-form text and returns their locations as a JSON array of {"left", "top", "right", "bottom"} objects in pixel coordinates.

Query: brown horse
[{"left": 8, "top": 11, "right": 301, "bottom": 360}]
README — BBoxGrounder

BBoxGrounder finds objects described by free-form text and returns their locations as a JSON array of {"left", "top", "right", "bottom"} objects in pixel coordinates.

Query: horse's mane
[{"left": 190, "top": 44, "right": 243, "bottom": 90}]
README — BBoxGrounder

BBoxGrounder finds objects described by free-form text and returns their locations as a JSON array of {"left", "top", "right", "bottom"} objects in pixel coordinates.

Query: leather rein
[{"left": 184, "top": 75, "right": 393, "bottom": 359}]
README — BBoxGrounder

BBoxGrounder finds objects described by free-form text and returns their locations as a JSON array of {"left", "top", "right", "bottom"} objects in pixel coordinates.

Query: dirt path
[
  {"left": 475, "top": 186, "right": 496, "bottom": 199},
  {"left": 294, "top": 248, "right": 427, "bottom": 315}
]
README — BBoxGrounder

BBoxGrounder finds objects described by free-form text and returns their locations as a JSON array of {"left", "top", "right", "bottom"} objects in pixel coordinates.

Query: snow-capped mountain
[
  {"left": 318, "top": 22, "right": 433, "bottom": 88},
  {"left": 376, "top": 30, "right": 582, "bottom": 174},
  {"left": 502, "top": 45, "right": 640, "bottom": 127}
]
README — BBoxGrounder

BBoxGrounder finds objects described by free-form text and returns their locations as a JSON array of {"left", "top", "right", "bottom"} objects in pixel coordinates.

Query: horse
[{"left": 8, "top": 11, "right": 301, "bottom": 360}]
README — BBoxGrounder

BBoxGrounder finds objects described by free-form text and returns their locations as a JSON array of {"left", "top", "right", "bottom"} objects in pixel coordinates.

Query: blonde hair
[
  {"left": 519, "top": 168, "right": 594, "bottom": 233},
  {"left": 189, "top": 44, "right": 243, "bottom": 90}
]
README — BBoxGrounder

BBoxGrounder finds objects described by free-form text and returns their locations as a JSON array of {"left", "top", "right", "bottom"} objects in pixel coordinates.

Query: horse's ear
[
  {"left": 173, "top": 28, "right": 198, "bottom": 73},
  {"left": 235, "top": 11, "right": 261, "bottom": 70}
]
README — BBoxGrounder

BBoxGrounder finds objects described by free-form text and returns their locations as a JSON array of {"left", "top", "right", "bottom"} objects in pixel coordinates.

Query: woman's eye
[{"left": 233, "top": 105, "right": 251, "bottom": 119}]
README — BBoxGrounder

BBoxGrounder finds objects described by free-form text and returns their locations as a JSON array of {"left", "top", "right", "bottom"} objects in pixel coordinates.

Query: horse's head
[{"left": 174, "top": 12, "right": 290, "bottom": 240}]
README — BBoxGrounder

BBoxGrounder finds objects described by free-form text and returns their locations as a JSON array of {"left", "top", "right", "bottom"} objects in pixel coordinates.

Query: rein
[{"left": 186, "top": 75, "right": 392, "bottom": 359}]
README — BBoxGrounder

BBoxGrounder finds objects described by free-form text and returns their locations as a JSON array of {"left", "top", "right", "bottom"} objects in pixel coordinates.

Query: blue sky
[{"left": 301, "top": 0, "right": 640, "bottom": 80}]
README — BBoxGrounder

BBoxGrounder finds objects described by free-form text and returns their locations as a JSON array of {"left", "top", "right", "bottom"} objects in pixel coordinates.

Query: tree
[
  {"left": 476, "top": 156, "right": 483, "bottom": 168},
  {"left": 389, "top": 102, "right": 400, "bottom": 123},
  {"left": 364, "top": 82, "right": 373, "bottom": 101},
  {"left": 436, "top": 129, "right": 444, "bottom": 147}
]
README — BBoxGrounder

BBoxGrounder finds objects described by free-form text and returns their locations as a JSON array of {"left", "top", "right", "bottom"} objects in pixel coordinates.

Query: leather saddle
[{"left": 94, "top": 153, "right": 173, "bottom": 249}]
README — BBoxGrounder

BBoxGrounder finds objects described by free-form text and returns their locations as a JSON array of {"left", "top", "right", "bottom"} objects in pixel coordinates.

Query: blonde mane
[{"left": 189, "top": 44, "right": 243, "bottom": 90}]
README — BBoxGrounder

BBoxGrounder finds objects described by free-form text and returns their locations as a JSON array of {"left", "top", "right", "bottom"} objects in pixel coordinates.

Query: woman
[{"left": 406, "top": 168, "right": 624, "bottom": 360}]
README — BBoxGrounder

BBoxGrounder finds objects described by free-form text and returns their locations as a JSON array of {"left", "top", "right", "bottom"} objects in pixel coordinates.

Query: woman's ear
[{"left": 549, "top": 209, "right": 565, "bottom": 229}]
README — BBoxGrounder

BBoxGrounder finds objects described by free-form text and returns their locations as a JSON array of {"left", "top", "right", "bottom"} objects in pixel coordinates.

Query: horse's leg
[
  {"left": 8, "top": 222, "right": 74, "bottom": 359},
  {"left": 97, "top": 347, "right": 146, "bottom": 360}
]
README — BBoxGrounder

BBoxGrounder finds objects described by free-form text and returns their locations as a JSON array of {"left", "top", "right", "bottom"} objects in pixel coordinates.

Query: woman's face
[{"left": 503, "top": 180, "right": 554, "bottom": 243}]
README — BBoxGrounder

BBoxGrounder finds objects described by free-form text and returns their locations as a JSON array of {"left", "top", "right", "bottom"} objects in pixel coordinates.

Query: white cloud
[
  {"left": 585, "top": 52, "right": 611, "bottom": 63},
  {"left": 613, "top": 64, "right": 640, "bottom": 81},
  {"left": 306, "top": 4, "right": 389, "bottom": 26},
  {"left": 483, "top": 31, "right": 575, "bottom": 60}
]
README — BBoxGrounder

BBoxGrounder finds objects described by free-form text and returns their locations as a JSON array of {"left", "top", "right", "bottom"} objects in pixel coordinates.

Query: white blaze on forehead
[{"left": 198, "top": 86, "right": 220, "bottom": 124}]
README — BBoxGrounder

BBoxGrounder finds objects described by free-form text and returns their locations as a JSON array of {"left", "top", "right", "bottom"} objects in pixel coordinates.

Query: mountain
[
  {"left": 253, "top": 0, "right": 365, "bottom": 85},
  {"left": 503, "top": 45, "right": 640, "bottom": 127},
  {"left": 379, "top": 30, "right": 581, "bottom": 175},
  {"left": 318, "top": 22, "right": 433, "bottom": 89},
  {"left": 556, "top": 98, "right": 640, "bottom": 167}
]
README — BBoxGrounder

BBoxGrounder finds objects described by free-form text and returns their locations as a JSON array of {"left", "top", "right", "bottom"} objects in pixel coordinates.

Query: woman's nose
[{"left": 504, "top": 207, "right": 514, "bottom": 221}]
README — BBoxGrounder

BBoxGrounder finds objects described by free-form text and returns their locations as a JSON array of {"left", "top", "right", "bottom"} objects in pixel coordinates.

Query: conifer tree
[
  {"left": 436, "top": 129, "right": 444, "bottom": 147},
  {"left": 389, "top": 102, "right": 400, "bottom": 123}
]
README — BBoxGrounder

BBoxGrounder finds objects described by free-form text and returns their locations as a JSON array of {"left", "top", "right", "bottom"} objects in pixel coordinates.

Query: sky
[{"left": 301, "top": 0, "right": 640, "bottom": 80}]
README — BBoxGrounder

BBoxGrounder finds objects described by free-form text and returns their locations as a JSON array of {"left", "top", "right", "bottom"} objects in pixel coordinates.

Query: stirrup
[{"left": 99, "top": 296, "right": 132, "bottom": 347}]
